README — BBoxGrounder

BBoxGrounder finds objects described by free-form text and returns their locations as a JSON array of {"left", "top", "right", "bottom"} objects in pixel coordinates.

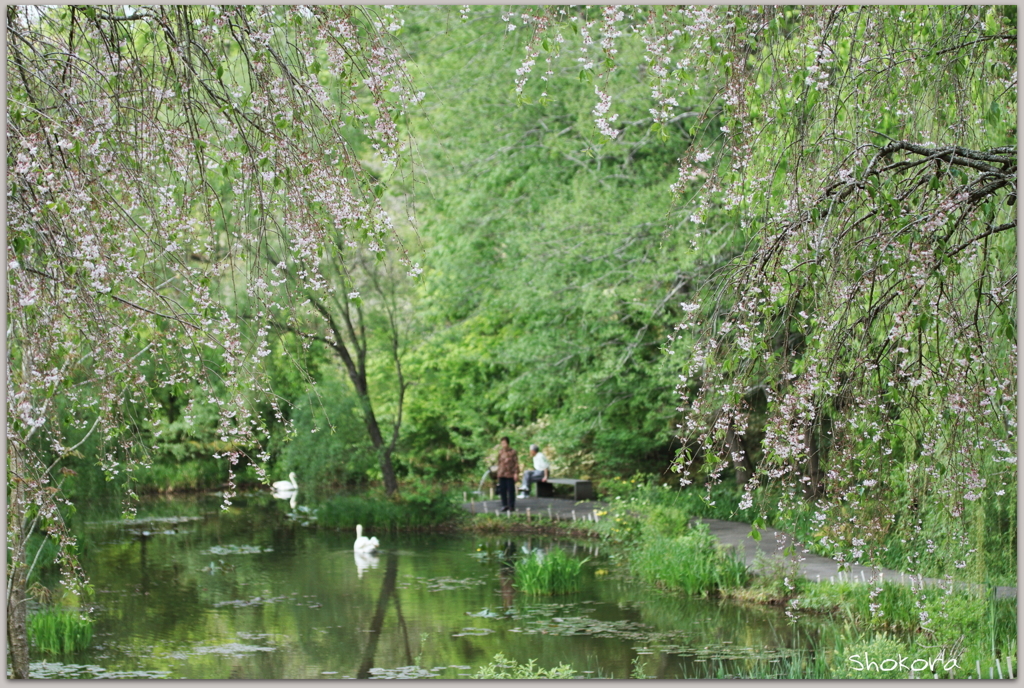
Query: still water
[{"left": 37, "top": 492, "right": 843, "bottom": 679}]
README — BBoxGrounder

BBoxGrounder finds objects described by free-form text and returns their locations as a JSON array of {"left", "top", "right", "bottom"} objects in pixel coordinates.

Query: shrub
[
  {"left": 746, "top": 551, "right": 807, "bottom": 599},
  {"left": 315, "top": 483, "right": 463, "bottom": 531},
  {"left": 514, "top": 547, "right": 587, "bottom": 595},
  {"left": 27, "top": 608, "right": 93, "bottom": 655}
]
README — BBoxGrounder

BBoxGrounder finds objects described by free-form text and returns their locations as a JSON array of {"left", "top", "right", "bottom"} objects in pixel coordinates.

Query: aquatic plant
[
  {"left": 27, "top": 609, "right": 93, "bottom": 655},
  {"left": 514, "top": 548, "right": 587, "bottom": 596},
  {"left": 472, "top": 653, "right": 577, "bottom": 679}
]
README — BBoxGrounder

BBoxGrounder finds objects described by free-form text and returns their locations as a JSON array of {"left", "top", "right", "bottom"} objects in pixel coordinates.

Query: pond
[{"left": 34, "top": 492, "right": 847, "bottom": 679}]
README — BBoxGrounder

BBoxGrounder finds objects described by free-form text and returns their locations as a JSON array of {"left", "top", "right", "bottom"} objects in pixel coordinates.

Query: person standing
[
  {"left": 519, "top": 444, "right": 549, "bottom": 497},
  {"left": 496, "top": 436, "right": 519, "bottom": 512}
]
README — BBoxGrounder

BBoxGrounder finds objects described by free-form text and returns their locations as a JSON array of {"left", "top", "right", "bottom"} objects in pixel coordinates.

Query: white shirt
[{"left": 532, "top": 451, "right": 549, "bottom": 472}]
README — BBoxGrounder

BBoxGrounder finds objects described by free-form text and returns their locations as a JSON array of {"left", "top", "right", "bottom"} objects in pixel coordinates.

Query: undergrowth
[
  {"left": 315, "top": 483, "right": 463, "bottom": 531},
  {"left": 628, "top": 513, "right": 749, "bottom": 596}
]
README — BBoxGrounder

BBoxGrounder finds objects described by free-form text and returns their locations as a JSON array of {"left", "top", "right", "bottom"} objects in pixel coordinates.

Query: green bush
[
  {"left": 514, "top": 547, "right": 587, "bottom": 595},
  {"left": 316, "top": 483, "right": 463, "bottom": 531},
  {"left": 793, "top": 578, "right": 1016, "bottom": 676},
  {"left": 28, "top": 608, "right": 94, "bottom": 655}
]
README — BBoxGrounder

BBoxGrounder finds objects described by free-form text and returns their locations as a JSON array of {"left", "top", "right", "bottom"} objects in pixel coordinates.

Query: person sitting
[{"left": 519, "top": 444, "right": 549, "bottom": 496}]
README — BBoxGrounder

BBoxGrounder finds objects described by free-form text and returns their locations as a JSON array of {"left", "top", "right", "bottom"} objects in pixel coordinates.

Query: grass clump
[
  {"left": 726, "top": 551, "right": 807, "bottom": 604},
  {"left": 514, "top": 547, "right": 587, "bottom": 595},
  {"left": 27, "top": 608, "right": 94, "bottom": 655},
  {"left": 630, "top": 519, "right": 749, "bottom": 596},
  {"left": 472, "top": 653, "right": 577, "bottom": 678}
]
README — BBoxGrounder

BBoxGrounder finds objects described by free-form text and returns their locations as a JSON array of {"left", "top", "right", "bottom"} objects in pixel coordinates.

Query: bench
[{"left": 535, "top": 478, "right": 595, "bottom": 501}]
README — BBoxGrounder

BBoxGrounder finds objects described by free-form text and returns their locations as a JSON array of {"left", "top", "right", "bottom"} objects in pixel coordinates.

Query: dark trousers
[{"left": 498, "top": 477, "right": 516, "bottom": 511}]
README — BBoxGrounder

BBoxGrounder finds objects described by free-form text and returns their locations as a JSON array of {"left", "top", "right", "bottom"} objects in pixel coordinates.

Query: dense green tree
[
  {"left": 395, "top": 6, "right": 734, "bottom": 479},
  {"left": 7, "top": 8, "right": 1015, "bottom": 677},
  {"left": 516, "top": 5, "right": 1016, "bottom": 581}
]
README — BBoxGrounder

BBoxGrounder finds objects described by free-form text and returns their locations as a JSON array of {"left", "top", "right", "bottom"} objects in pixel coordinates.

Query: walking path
[
  {"left": 701, "top": 518, "right": 1016, "bottom": 600},
  {"left": 460, "top": 498, "right": 1015, "bottom": 599},
  {"left": 460, "top": 495, "right": 608, "bottom": 522}
]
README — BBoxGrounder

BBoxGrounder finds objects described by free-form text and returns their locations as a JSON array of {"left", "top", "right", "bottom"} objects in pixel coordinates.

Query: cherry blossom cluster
[{"left": 8, "top": 4, "right": 417, "bottom": 602}]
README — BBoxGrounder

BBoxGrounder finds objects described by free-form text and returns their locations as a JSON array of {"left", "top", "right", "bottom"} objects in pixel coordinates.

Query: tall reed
[
  {"left": 514, "top": 547, "right": 587, "bottom": 595},
  {"left": 27, "top": 608, "right": 94, "bottom": 655}
]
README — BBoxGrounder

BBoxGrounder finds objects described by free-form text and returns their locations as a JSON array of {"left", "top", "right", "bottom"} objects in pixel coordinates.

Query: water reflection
[
  {"left": 352, "top": 552, "right": 399, "bottom": 675},
  {"left": 353, "top": 550, "right": 380, "bottom": 579},
  {"left": 498, "top": 540, "right": 517, "bottom": 609}
]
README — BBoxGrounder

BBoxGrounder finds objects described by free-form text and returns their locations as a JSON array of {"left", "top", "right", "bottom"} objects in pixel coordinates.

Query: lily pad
[
  {"left": 405, "top": 575, "right": 488, "bottom": 592},
  {"left": 367, "top": 666, "right": 442, "bottom": 679},
  {"left": 167, "top": 643, "right": 276, "bottom": 660},
  {"left": 206, "top": 544, "right": 272, "bottom": 555},
  {"left": 30, "top": 662, "right": 172, "bottom": 679},
  {"left": 451, "top": 627, "right": 496, "bottom": 637},
  {"left": 212, "top": 595, "right": 288, "bottom": 608}
]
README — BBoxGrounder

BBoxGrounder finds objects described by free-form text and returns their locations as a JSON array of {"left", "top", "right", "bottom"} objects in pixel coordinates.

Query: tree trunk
[
  {"left": 803, "top": 417, "right": 824, "bottom": 500},
  {"left": 378, "top": 446, "right": 399, "bottom": 498},
  {"left": 7, "top": 445, "right": 31, "bottom": 679},
  {"left": 7, "top": 553, "right": 29, "bottom": 679},
  {"left": 727, "top": 423, "right": 753, "bottom": 487},
  {"left": 355, "top": 399, "right": 399, "bottom": 497}
]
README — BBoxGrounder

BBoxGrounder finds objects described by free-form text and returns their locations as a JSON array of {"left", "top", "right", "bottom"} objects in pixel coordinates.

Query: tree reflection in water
[
  {"left": 355, "top": 552, "right": 412, "bottom": 678},
  {"left": 499, "top": 540, "right": 517, "bottom": 609}
]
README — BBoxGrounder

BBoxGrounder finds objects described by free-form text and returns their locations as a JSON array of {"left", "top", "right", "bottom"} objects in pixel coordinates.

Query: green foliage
[
  {"left": 471, "top": 652, "right": 577, "bottom": 679},
  {"left": 396, "top": 5, "right": 712, "bottom": 480},
  {"left": 794, "top": 576, "right": 1016, "bottom": 664},
  {"left": 602, "top": 477, "right": 752, "bottom": 526},
  {"left": 630, "top": 520, "right": 749, "bottom": 596},
  {"left": 276, "top": 367, "right": 380, "bottom": 491},
  {"left": 315, "top": 483, "right": 463, "bottom": 532},
  {"left": 131, "top": 458, "right": 237, "bottom": 494},
  {"left": 829, "top": 634, "right": 913, "bottom": 680},
  {"left": 27, "top": 609, "right": 94, "bottom": 655},
  {"left": 740, "top": 551, "right": 807, "bottom": 601},
  {"left": 513, "top": 547, "right": 587, "bottom": 595}
]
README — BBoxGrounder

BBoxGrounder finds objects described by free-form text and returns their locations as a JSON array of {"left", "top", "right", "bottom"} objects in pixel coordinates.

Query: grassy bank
[
  {"left": 590, "top": 478, "right": 1017, "bottom": 679},
  {"left": 596, "top": 474, "right": 1016, "bottom": 587}
]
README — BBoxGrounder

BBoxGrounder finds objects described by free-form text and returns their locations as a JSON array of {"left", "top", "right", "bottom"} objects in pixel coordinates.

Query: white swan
[
  {"left": 354, "top": 524, "right": 379, "bottom": 553},
  {"left": 272, "top": 472, "right": 298, "bottom": 493}
]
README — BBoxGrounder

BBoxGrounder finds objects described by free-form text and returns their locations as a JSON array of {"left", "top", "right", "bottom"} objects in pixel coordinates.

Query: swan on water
[
  {"left": 272, "top": 472, "right": 298, "bottom": 493},
  {"left": 354, "top": 524, "right": 379, "bottom": 553}
]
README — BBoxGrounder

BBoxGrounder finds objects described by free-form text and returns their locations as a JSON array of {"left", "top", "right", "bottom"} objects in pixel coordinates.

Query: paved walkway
[
  {"left": 700, "top": 518, "right": 1015, "bottom": 599},
  {"left": 460, "top": 498, "right": 1015, "bottom": 599},
  {"left": 460, "top": 496, "right": 608, "bottom": 522}
]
